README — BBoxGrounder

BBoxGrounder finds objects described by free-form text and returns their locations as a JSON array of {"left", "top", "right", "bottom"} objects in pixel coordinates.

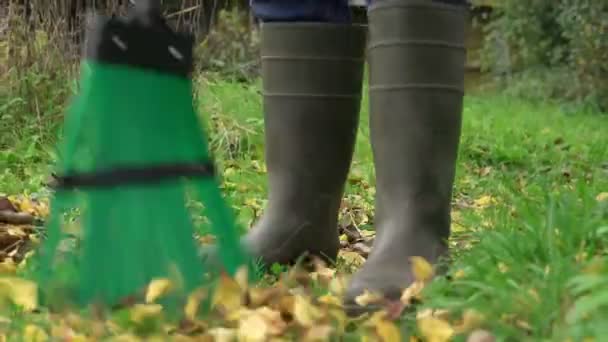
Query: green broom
[{"left": 36, "top": 0, "right": 250, "bottom": 311}]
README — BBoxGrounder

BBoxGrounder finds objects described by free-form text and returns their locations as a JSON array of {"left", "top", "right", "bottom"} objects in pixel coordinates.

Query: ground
[{"left": 0, "top": 74, "right": 607, "bottom": 341}]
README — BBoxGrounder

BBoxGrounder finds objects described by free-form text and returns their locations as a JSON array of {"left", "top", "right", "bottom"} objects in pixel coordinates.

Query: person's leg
[
  {"left": 201, "top": 0, "right": 367, "bottom": 267},
  {"left": 251, "top": 0, "right": 352, "bottom": 23},
  {"left": 344, "top": 0, "right": 467, "bottom": 315}
]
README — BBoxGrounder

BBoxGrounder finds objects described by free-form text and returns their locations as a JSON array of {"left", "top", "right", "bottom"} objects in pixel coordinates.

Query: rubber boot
[
  {"left": 201, "top": 23, "right": 367, "bottom": 268},
  {"left": 344, "top": 0, "right": 466, "bottom": 315}
]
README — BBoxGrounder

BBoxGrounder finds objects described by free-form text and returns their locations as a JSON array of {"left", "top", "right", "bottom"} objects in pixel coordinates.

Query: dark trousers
[{"left": 250, "top": 0, "right": 467, "bottom": 22}]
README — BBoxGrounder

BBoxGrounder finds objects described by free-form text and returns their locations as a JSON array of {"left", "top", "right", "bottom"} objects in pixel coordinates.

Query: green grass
[{"left": 2, "top": 75, "right": 607, "bottom": 340}]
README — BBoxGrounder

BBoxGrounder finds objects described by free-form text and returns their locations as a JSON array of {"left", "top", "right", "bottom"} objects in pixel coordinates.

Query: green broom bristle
[{"left": 36, "top": 12, "right": 251, "bottom": 314}]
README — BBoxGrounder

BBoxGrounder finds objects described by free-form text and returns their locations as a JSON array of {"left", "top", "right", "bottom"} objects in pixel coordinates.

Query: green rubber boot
[
  {"left": 201, "top": 23, "right": 367, "bottom": 268},
  {"left": 344, "top": 0, "right": 466, "bottom": 315}
]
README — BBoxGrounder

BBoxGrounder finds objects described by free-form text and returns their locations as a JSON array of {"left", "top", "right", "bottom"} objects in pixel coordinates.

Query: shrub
[{"left": 479, "top": 0, "right": 607, "bottom": 111}]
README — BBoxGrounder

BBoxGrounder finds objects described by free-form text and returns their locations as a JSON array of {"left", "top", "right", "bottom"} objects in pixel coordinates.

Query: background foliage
[{"left": 479, "top": 0, "right": 608, "bottom": 111}]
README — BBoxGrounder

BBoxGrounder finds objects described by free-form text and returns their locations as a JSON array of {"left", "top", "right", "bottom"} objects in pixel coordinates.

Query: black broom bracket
[{"left": 85, "top": 0, "right": 195, "bottom": 77}]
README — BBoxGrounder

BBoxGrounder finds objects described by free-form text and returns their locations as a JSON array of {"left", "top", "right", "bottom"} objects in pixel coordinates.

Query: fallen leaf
[
  {"left": 23, "top": 324, "right": 48, "bottom": 342},
  {"left": 184, "top": 287, "right": 207, "bottom": 320},
  {"left": 108, "top": 334, "right": 142, "bottom": 342},
  {"left": 302, "top": 325, "right": 334, "bottom": 341},
  {"left": 401, "top": 281, "right": 424, "bottom": 305},
  {"left": 473, "top": 195, "right": 495, "bottom": 209},
  {"left": 455, "top": 309, "right": 485, "bottom": 333},
  {"left": 0, "top": 260, "right": 17, "bottom": 274},
  {"left": 338, "top": 250, "right": 366, "bottom": 268},
  {"left": 293, "top": 295, "right": 323, "bottom": 327},
  {"left": 596, "top": 192, "right": 608, "bottom": 202},
  {"left": 367, "top": 312, "right": 401, "bottom": 342},
  {"left": 452, "top": 269, "right": 466, "bottom": 279},
  {"left": 355, "top": 290, "right": 384, "bottom": 307},
  {"left": 417, "top": 315, "right": 454, "bottom": 342},
  {"left": 328, "top": 275, "right": 348, "bottom": 296},
  {"left": 0, "top": 277, "right": 38, "bottom": 311},
  {"left": 255, "top": 307, "right": 287, "bottom": 336},
  {"left": 212, "top": 273, "right": 244, "bottom": 313},
  {"left": 145, "top": 278, "right": 173, "bottom": 303},
  {"left": 411, "top": 256, "right": 434, "bottom": 282},
  {"left": 238, "top": 311, "right": 269, "bottom": 342},
  {"left": 467, "top": 330, "right": 496, "bottom": 342},
  {"left": 130, "top": 304, "right": 163, "bottom": 323},
  {"left": 208, "top": 328, "right": 237, "bottom": 342}
]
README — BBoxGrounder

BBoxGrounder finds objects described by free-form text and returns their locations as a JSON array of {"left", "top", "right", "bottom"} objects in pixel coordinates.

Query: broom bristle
[{"left": 37, "top": 61, "right": 250, "bottom": 311}]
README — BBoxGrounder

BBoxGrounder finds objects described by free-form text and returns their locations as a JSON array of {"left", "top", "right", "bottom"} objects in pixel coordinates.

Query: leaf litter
[{"left": 0, "top": 195, "right": 498, "bottom": 341}]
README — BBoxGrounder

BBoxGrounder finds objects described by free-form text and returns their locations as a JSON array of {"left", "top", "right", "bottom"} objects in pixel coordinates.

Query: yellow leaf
[
  {"left": 0, "top": 260, "right": 17, "bottom": 274},
  {"left": 108, "top": 334, "right": 142, "bottom": 342},
  {"left": 338, "top": 250, "right": 366, "bottom": 267},
  {"left": 0, "top": 277, "right": 38, "bottom": 311},
  {"left": 452, "top": 269, "right": 466, "bottom": 280},
  {"left": 497, "top": 262, "right": 508, "bottom": 274},
  {"left": 211, "top": 273, "right": 244, "bottom": 313},
  {"left": 255, "top": 307, "right": 287, "bottom": 336},
  {"left": 7, "top": 227, "right": 27, "bottom": 237},
  {"left": 302, "top": 325, "right": 334, "bottom": 341},
  {"left": 238, "top": 312, "right": 269, "bottom": 342},
  {"left": 145, "top": 278, "right": 173, "bottom": 303},
  {"left": 400, "top": 280, "right": 426, "bottom": 306},
  {"left": 375, "top": 319, "right": 401, "bottom": 342},
  {"left": 208, "top": 328, "right": 237, "bottom": 342},
  {"left": 293, "top": 295, "right": 323, "bottom": 327},
  {"left": 411, "top": 256, "right": 434, "bottom": 282},
  {"left": 235, "top": 266, "right": 249, "bottom": 290},
  {"left": 129, "top": 304, "right": 163, "bottom": 323},
  {"left": 355, "top": 289, "right": 384, "bottom": 306},
  {"left": 596, "top": 192, "right": 608, "bottom": 202},
  {"left": 328, "top": 275, "right": 348, "bottom": 296},
  {"left": 473, "top": 195, "right": 495, "bottom": 209},
  {"left": 455, "top": 309, "right": 485, "bottom": 333},
  {"left": 467, "top": 330, "right": 496, "bottom": 342},
  {"left": 184, "top": 287, "right": 207, "bottom": 320},
  {"left": 417, "top": 316, "right": 454, "bottom": 342},
  {"left": 23, "top": 324, "right": 48, "bottom": 342},
  {"left": 318, "top": 294, "right": 341, "bottom": 307}
]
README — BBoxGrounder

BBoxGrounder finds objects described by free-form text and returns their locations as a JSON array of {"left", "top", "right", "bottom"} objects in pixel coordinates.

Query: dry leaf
[
  {"left": 596, "top": 192, "right": 608, "bottom": 202},
  {"left": 328, "top": 275, "right": 348, "bottom": 296},
  {"left": 401, "top": 283, "right": 422, "bottom": 307},
  {"left": 410, "top": 257, "right": 434, "bottom": 282},
  {"left": 208, "top": 328, "right": 237, "bottom": 342},
  {"left": 212, "top": 273, "right": 244, "bottom": 313},
  {"left": 293, "top": 295, "right": 323, "bottom": 327},
  {"left": 255, "top": 307, "right": 287, "bottom": 336},
  {"left": 467, "top": 330, "right": 496, "bottom": 342},
  {"left": 0, "top": 277, "right": 38, "bottom": 311},
  {"left": 108, "top": 334, "right": 142, "bottom": 342},
  {"left": 238, "top": 312, "right": 269, "bottom": 342},
  {"left": 0, "top": 260, "right": 17, "bottom": 274},
  {"left": 473, "top": 195, "right": 495, "bottom": 209},
  {"left": 365, "top": 312, "right": 401, "bottom": 342},
  {"left": 338, "top": 251, "right": 366, "bottom": 267},
  {"left": 23, "top": 324, "right": 48, "bottom": 342},
  {"left": 455, "top": 309, "right": 485, "bottom": 333},
  {"left": 249, "top": 286, "right": 282, "bottom": 307},
  {"left": 355, "top": 289, "right": 384, "bottom": 306},
  {"left": 302, "top": 325, "right": 334, "bottom": 341},
  {"left": 184, "top": 287, "right": 208, "bottom": 320},
  {"left": 130, "top": 304, "right": 163, "bottom": 323},
  {"left": 145, "top": 278, "right": 173, "bottom": 303},
  {"left": 452, "top": 269, "right": 466, "bottom": 279},
  {"left": 417, "top": 315, "right": 454, "bottom": 342}
]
